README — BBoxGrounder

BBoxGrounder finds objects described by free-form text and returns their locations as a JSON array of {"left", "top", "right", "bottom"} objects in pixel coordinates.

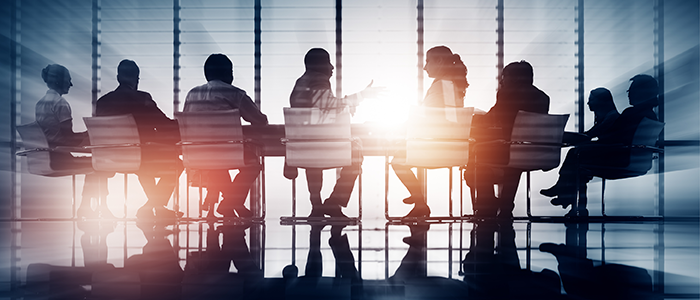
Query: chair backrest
[
  {"left": 507, "top": 111, "right": 570, "bottom": 171},
  {"left": 627, "top": 117, "right": 664, "bottom": 173},
  {"left": 176, "top": 110, "right": 247, "bottom": 170},
  {"left": 283, "top": 107, "right": 352, "bottom": 168},
  {"left": 84, "top": 115, "right": 141, "bottom": 172},
  {"left": 16, "top": 122, "right": 54, "bottom": 175},
  {"left": 404, "top": 106, "right": 474, "bottom": 168},
  {"left": 283, "top": 107, "right": 351, "bottom": 140}
]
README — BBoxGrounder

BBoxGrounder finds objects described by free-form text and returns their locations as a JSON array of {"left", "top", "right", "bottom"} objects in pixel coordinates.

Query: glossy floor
[{"left": 1, "top": 217, "right": 698, "bottom": 300}]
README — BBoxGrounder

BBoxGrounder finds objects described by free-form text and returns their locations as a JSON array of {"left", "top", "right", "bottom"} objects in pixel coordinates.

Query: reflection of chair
[
  {"left": 385, "top": 106, "right": 474, "bottom": 220},
  {"left": 474, "top": 111, "right": 569, "bottom": 218},
  {"left": 176, "top": 109, "right": 265, "bottom": 219},
  {"left": 16, "top": 122, "right": 94, "bottom": 218},
  {"left": 281, "top": 107, "right": 359, "bottom": 221},
  {"left": 577, "top": 117, "right": 664, "bottom": 218}
]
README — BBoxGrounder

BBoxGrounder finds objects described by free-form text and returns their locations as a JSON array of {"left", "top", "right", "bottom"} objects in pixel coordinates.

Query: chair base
[{"left": 280, "top": 216, "right": 360, "bottom": 226}]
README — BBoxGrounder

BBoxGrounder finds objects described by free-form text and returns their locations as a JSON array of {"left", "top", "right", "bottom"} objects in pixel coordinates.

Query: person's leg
[
  {"left": 494, "top": 168, "right": 522, "bottom": 219},
  {"left": 391, "top": 150, "right": 430, "bottom": 218},
  {"left": 305, "top": 168, "right": 324, "bottom": 217},
  {"left": 136, "top": 173, "right": 158, "bottom": 219},
  {"left": 473, "top": 165, "right": 499, "bottom": 218},
  {"left": 218, "top": 164, "right": 260, "bottom": 218},
  {"left": 324, "top": 144, "right": 363, "bottom": 217},
  {"left": 203, "top": 170, "right": 230, "bottom": 216}
]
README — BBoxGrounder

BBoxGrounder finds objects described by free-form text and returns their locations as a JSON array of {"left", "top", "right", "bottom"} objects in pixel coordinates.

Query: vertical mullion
[
  {"left": 417, "top": 0, "right": 424, "bottom": 103},
  {"left": 496, "top": 0, "right": 504, "bottom": 80},
  {"left": 654, "top": 0, "right": 665, "bottom": 219},
  {"left": 254, "top": 0, "right": 261, "bottom": 108},
  {"left": 173, "top": 0, "right": 181, "bottom": 114},
  {"left": 576, "top": 0, "right": 584, "bottom": 133},
  {"left": 92, "top": 0, "right": 101, "bottom": 115},
  {"left": 336, "top": 0, "right": 342, "bottom": 97}
]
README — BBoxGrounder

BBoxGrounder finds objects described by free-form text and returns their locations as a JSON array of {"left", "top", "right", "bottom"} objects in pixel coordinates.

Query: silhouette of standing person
[
  {"left": 392, "top": 45, "right": 469, "bottom": 218},
  {"left": 467, "top": 60, "right": 549, "bottom": 220},
  {"left": 35, "top": 64, "right": 110, "bottom": 218},
  {"left": 95, "top": 59, "right": 183, "bottom": 220},
  {"left": 287, "top": 48, "right": 383, "bottom": 218},
  {"left": 540, "top": 75, "right": 659, "bottom": 217},
  {"left": 183, "top": 53, "right": 269, "bottom": 218}
]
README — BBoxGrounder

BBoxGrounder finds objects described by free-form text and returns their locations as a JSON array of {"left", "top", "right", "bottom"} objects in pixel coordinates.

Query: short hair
[
  {"left": 502, "top": 60, "right": 534, "bottom": 85},
  {"left": 117, "top": 59, "right": 139, "bottom": 84},
  {"left": 204, "top": 53, "right": 233, "bottom": 83},
  {"left": 304, "top": 48, "right": 331, "bottom": 68}
]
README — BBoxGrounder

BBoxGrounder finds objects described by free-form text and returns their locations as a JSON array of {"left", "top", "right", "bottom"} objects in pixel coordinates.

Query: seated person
[
  {"left": 287, "top": 48, "right": 382, "bottom": 218},
  {"left": 562, "top": 87, "right": 619, "bottom": 145},
  {"left": 392, "top": 45, "right": 469, "bottom": 218},
  {"left": 96, "top": 60, "right": 183, "bottom": 220},
  {"left": 183, "top": 53, "right": 269, "bottom": 218},
  {"left": 467, "top": 61, "right": 550, "bottom": 220},
  {"left": 540, "top": 75, "right": 660, "bottom": 217},
  {"left": 35, "top": 64, "right": 109, "bottom": 218}
]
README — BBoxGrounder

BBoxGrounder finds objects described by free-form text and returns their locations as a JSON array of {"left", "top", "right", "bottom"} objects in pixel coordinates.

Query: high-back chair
[
  {"left": 578, "top": 117, "right": 664, "bottom": 218},
  {"left": 385, "top": 106, "right": 475, "bottom": 220},
  {"left": 176, "top": 109, "right": 265, "bottom": 220},
  {"left": 84, "top": 115, "right": 144, "bottom": 218},
  {"left": 474, "top": 111, "right": 569, "bottom": 218},
  {"left": 281, "top": 107, "right": 358, "bottom": 222},
  {"left": 16, "top": 122, "right": 94, "bottom": 218}
]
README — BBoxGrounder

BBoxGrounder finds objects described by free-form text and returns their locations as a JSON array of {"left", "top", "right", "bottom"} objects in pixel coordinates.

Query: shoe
[
  {"left": 564, "top": 208, "right": 589, "bottom": 218},
  {"left": 539, "top": 243, "right": 566, "bottom": 256},
  {"left": 136, "top": 206, "right": 155, "bottom": 220},
  {"left": 550, "top": 196, "right": 576, "bottom": 209},
  {"left": 98, "top": 206, "right": 117, "bottom": 219},
  {"left": 204, "top": 209, "right": 218, "bottom": 221},
  {"left": 324, "top": 204, "right": 349, "bottom": 220},
  {"left": 202, "top": 193, "right": 219, "bottom": 212},
  {"left": 154, "top": 207, "right": 184, "bottom": 220},
  {"left": 403, "top": 205, "right": 431, "bottom": 219},
  {"left": 216, "top": 204, "right": 236, "bottom": 217},
  {"left": 308, "top": 206, "right": 325, "bottom": 218},
  {"left": 234, "top": 205, "right": 253, "bottom": 218},
  {"left": 402, "top": 196, "right": 424, "bottom": 205},
  {"left": 540, "top": 184, "right": 564, "bottom": 197},
  {"left": 77, "top": 206, "right": 98, "bottom": 219}
]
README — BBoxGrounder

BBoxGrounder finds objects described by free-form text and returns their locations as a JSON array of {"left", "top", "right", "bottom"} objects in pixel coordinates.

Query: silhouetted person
[
  {"left": 35, "top": 64, "right": 111, "bottom": 219},
  {"left": 95, "top": 59, "right": 183, "bottom": 220},
  {"left": 462, "top": 221, "right": 561, "bottom": 299},
  {"left": 287, "top": 47, "right": 382, "bottom": 218},
  {"left": 540, "top": 75, "right": 659, "bottom": 217},
  {"left": 540, "top": 223, "right": 654, "bottom": 300},
  {"left": 183, "top": 53, "right": 269, "bottom": 218},
  {"left": 392, "top": 45, "right": 469, "bottom": 218},
  {"left": 389, "top": 223, "right": 430, "bottom": 282},
  {"left": 329, "top": 224, "right": 360, "bottom": 281},
  {"left": 466, "top": 60, "right": 550, "bottom": 219}
]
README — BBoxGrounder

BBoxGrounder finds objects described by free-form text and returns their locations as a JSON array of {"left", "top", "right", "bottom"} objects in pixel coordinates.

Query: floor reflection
[{"left": 7, "top": 218, "right": 699, "bottom": 299}]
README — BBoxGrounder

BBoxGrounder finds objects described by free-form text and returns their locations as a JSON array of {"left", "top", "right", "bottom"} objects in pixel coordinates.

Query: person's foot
[
  {"left": 324, "top": 203, "right": 349, "bottom": 220},
  {"left": 77, "top": 206, "right": 98, "bottom": 219},
  {"left": 202, "top": 193, "right": 219, "bottom": 212},
  {"left": 204, "top": 209, "right": 218, "bottom": 221},
  {"left": 136, "top": 206, "right": 155, "bottom": 220},
  {"left": 234, "top": 205, "right": 253, "bottom": 218},
  {"left": 154, "top": 207, "right": 184, "bottom": 219},
  {"left": 403, "top": 204, "right": 431, "bottom": 219},
  {"left": 402, "top": 196, "right": 424, "bottom": 205},
  {"left": 564, "top": 208, "right": 588, "bottom": 218},
  {"left": 216, "top": 203, "right": 236, "bottom": 217},
  {"left": 550, "top": 196, "right": 576, "bottom": 209},
  {"left": 98, "top": 206, "right": 117, "bottom": 219},
  {"left": 539, "top": 242, "right": 567, "bottom": 256},
  {"left": 540, "top": 184, "right": 565, "bottom": 197},
  {"left": 308, "top": 206, "right": 325, "bottom": 218}
]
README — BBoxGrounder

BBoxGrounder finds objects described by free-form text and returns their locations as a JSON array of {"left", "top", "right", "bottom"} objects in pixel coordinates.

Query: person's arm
[{"left": 238, "top": 94, "right": 268, "bottom": 126}]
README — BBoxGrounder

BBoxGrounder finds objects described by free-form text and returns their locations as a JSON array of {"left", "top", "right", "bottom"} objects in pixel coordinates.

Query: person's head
[
  {"left": 117, "top": 59, "right": 140, "bottom": 89},
  {"left": 304, "top": 48, "right": 334, "bottom": 77},
  {"left": 500, "top": 60, "right": 534, "bottom": 86},
  {"left": 424, "top": 46, "right": 469, "bottom": 99},
  {"left": 41, "top": 64, "right": 72, "bottom": 95},
  {"left": 204, "top": 53, "right": 234, "bottom": 84},
  {"left": 588, "top": 87, "right": 616, "bottom": 113},
  {"left": 627, "top": 74, "right": 659, "bottom": 106}
]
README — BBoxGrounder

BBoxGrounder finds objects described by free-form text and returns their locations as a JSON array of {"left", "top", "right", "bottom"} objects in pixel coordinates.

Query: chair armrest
[
  {"left": 177, "top": 140, "right": 245, "bottom": 146},
  {"left": 83, "top": 143, "right": 142, "bottom": 149},
  {"left": 575, "top": 142, "right": 663, "bottom": 153}
]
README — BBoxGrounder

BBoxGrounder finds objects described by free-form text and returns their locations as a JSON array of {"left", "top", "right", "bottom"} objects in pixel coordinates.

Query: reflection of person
[
  {"left": 287, "top": 48, "right": 382, "bottom": 218},
  {"left": 389, "top": 223, "right": 430, "bottom": 282},
  {"left": 540, "top": 223, "right": 654, "bottom": 299},
  {"left": 95, "top": 60, "right": 183, "bottom": 220},
  {"left": 184, "top": 53, "right": 269, "bottom": 218},
  {"left": 467, "top": 60, "right": 550, "bottom": 220},
  {"left": 35, "top": 64, "right": 110, "bottom": 218},
  {"left": 462, "top": 221, "right": 561, "bottom": 299},
  {"left": 392, "top": 45, "right": 469, "bottom": 218},
  {"left": 540, "top": 75, "right": 659, "bottom": 217},
  {"left": 126, "top": 222, "right": 184, "bottom": 299}
]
